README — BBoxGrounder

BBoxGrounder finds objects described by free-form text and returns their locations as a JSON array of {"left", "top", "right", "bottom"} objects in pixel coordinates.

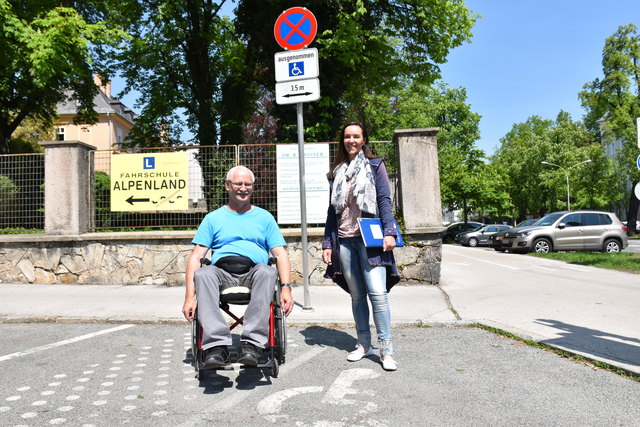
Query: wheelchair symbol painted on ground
[
  {"left": 257, "top": 368, "right": 382, "bottom": 425},
  {"left": 289, "top": 61, "right": 304, "bottom": 77}
]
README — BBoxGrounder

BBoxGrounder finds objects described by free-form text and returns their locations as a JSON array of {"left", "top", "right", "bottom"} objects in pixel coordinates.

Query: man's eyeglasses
[{"left": 229, "top": 181, "right": 253, "bottom": 189}]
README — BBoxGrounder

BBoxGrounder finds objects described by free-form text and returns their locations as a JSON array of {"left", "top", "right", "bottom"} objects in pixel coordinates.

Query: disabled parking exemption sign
[
  {"left": 110, "top": 152, "right": 189, "bottom": 212},
  {"left": 276, "top": 144, "right": 329, "bottom": 224}
]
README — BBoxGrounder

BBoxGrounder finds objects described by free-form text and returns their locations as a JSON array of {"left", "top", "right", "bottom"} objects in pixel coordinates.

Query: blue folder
[{"left": 357, "top": 218, "right": 404, "bottom": 247}]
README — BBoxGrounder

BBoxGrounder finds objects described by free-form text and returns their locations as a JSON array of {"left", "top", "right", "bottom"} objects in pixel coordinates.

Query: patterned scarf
[{"left": 330, "top": 150, "right": 377, "bottom": 215}]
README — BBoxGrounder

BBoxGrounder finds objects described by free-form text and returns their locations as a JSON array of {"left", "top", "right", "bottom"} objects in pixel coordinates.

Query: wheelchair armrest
[
  {"left": 200, "top": 257, "right": 211, "bottom": 266},
  {"left": 268, "top": 257, "right": 277, "bottom": 266}
]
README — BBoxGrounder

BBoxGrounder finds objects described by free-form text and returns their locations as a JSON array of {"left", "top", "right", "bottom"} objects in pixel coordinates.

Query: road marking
[
  {"left": 532, "top": 265, "right": 556, "bottom": 271},
  {"left": 258, "top": 386, "right": 324, "bottom": 422},
  {"left": 177, "top": 345, "right": 327, "bottom": 427},
  {"left": 322, "top": 368, "right": 380, "bottom": 405},
  {"left": 0, "top": 324, "right": 135, "bottom": 362},
  {"left": 446, "top": 249, "right": 520, "bottom": 270},
  {"left": 562, "top": 264, "right": 590, "bottom": 272}
]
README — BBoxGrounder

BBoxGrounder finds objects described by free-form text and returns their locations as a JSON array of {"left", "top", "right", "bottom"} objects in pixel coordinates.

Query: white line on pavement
[
  {"left": 212, "top": 346, "right": 326, "bottom": 412},
  {"left": 179, "top": 345, "right": 327, "bottom": 427},
  {"left": 446, "top": 248, "right": 520, "bottom": 270},
  {"left": 0, "top": 324, "right": 135, "bottom": 362}
]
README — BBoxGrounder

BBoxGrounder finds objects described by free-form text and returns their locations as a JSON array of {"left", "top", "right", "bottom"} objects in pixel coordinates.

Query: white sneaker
[
  {"left": 381, "top": 356, "right": 397, "bottom": 371},
  {"left": 346, "top": 346, "right": 374, "bottom": 362}
]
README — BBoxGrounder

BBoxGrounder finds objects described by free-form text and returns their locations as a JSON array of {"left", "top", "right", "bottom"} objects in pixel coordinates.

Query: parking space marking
[
  {"left": 532, "top": 265, "right": 556, "bottom": 271},
  {"left": 0, "top": 324, "right": 134, "bottom": 362},
  {"left": 257, "top": 386, "right": 324, "bottom": 422},
  {"left": 211, "top": 346, "right": 326, "bottom": 413},
  {"left": 447, "top": 249, "right": 520, "bottom": 270}
]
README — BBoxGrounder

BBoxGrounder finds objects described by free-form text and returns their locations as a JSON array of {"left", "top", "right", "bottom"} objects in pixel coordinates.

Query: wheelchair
[{"left": 191, "top": 256, "right": 287, "bottom": 380}]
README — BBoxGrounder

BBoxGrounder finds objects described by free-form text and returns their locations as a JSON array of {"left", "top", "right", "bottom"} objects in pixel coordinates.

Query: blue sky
[
  {"left": 440, "top": 0, "right": 640, "bottom": 157},
  {"left": 114, "top": 1, "right": 639, "bottom": 154}
]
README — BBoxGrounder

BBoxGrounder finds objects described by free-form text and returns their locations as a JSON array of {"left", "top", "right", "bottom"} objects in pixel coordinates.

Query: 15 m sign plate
[
  {"left": 110, "top": 152, "right": 189, "bottom": 212},
  {"left": 275, "top": 78, "right": 320, "bottom": 105}
]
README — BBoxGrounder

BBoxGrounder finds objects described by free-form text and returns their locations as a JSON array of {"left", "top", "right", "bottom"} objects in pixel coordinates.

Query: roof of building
[{"left": 57, "top": 89, "right": 138, "bottom": 125}]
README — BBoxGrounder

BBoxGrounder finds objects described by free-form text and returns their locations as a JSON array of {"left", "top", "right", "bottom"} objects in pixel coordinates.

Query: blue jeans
[{"left": 339, "top": 237, "right": 393, "bottom": 356}]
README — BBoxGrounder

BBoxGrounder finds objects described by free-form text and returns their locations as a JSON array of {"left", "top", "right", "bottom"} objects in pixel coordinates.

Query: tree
[
  {"left": 493, "top": 113, "right": 617, "bottom": 220},
  {"left": 232, "top": 0, "right": 478, "bottom": 143},
  {"left": 356, "top": 81, "right": 501, "bottom": 221},
  {"left": 580, "top": 24, "right": 640, "bottom": 235},
  {"left": 0, "top": 0, "right": 125, "bottom": 154}
]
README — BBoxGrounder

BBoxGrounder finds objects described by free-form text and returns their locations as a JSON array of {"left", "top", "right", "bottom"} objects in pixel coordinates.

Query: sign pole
[{"left": 296, "top": 102, "right": 312, "bottom": 310}]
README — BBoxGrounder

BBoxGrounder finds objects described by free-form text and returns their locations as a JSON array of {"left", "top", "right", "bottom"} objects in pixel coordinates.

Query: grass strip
[{"left": 529, "top": 251, "right": 640, "bottom": 273}]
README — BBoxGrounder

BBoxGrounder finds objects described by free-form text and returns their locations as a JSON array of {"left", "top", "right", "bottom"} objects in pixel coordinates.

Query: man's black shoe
[
  {"left": 204, "top": 346, "right": 229, "bottom": 368},
  {"left": 237, "top": 342, "right": 261, "bottom": 366}
]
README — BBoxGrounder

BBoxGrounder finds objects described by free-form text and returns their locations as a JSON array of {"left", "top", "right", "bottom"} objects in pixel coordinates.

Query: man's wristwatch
[{"left": 281, "top": 283, "right": 291, "bottom": 288}]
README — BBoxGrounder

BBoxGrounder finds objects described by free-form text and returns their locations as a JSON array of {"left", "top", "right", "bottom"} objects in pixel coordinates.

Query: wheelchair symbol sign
[
  {"left": 289, "top": 61, "right": 304, "bottom": 77},
  {"left": 274, "top": 48, "right": 319, "bottom": 83}
]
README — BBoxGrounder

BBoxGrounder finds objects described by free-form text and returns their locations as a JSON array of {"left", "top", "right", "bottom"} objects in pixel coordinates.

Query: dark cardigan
[{"left": 322, "top": 158, "right": 401, "bottom": 293}]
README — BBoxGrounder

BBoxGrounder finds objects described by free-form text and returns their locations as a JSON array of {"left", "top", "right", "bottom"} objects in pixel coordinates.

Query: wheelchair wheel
[
  {"left": 274, "top": 305, "right": 287, "bottom": 363},
  {"left": 271, "top": 358, "right": 279, "bottom": 378},
  {"left": 191, "top": 315, "right": 205, "bottom": 380}
]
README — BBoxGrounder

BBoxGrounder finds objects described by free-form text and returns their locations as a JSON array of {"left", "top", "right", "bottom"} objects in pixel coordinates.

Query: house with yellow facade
[{"left": 54, "top": 75, "right": 137, "bottom": 151}]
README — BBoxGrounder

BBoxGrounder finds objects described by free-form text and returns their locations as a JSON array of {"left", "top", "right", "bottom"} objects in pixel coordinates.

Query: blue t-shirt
[{"left": 192, "top": 206, "right": 286, "bottom": 265}]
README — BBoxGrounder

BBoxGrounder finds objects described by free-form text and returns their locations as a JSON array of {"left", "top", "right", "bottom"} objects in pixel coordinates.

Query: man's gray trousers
[{"left": 194, "top": 263, "right": 276, "bottom": 351}]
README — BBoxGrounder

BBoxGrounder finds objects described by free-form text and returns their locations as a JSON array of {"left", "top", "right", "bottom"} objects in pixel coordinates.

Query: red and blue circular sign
[{"left": 274, "top": 7, "right": 317, "bottom": 51}]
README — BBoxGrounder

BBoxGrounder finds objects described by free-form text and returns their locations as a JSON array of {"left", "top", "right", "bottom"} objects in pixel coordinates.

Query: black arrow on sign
[
  {"left": 126, "top": 196, "right": 150, "bottom": 205},
  {"left": 283, "top": 92, "right": 313, "bottom": 98}
]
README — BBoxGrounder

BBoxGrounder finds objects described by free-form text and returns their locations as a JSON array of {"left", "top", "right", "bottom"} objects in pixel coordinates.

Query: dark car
[
  {"left": 456, "top": 224, "right": 511, "bottom": 247},
  {"left": 488, "top": 219, "right": 538, "bottom": 252},
  {"left": 442, "top": 221, "right": 484, "bottom": 243}
]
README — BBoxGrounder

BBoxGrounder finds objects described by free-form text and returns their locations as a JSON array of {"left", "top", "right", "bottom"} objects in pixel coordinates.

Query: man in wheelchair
[{"left": 182, "top": 165, "right": 294, "bottom": 368}]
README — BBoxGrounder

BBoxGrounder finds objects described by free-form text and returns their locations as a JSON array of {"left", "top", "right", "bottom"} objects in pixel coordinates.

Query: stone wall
[{"left": 0, "top": 230, "right": 441, "bottom": 286}]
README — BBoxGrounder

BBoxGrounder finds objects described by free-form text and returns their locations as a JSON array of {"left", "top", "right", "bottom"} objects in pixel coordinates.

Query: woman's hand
[
  {"left": 382, "top": 235, "right": 396, "bottom": 252},
  {"left": 322, "top": 249, "right": 332, "bottom": 265}
]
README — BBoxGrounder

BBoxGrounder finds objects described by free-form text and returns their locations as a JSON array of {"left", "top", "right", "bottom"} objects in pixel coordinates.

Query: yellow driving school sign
[{"left": 110, "top": 152, "right": 189, "bottom": 212}]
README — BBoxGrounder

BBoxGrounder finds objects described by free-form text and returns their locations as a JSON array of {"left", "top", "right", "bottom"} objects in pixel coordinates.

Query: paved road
[
  {"left": 626, "top": 238, "right": 640, "bottom": 252},
  {"left": 2, "top": 323, "right": 639, "bottom": 426},
  {"left": 441, "top": 244, "right": 640, "bottom": 373}
]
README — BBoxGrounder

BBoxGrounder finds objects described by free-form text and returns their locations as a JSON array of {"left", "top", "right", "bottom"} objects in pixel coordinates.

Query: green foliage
[
  {"left": 492, "top": 113, "right": 618, "bottom": 219},
  {"left": 354, "top": 80, "right": 503, "bottom": 221},
  {"left": 579, "top": 24, "right": 640, "bottom": 232},
  {"left": 0, "top": 0, "right": 127, "bottom": 154},
  {"left": 233, "top": 0, "right": 478, "bottom": 143}
]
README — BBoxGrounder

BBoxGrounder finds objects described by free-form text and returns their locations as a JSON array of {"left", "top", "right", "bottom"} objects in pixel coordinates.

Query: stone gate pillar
[
  {"left": 393, "top": 128, "right": 444, "bottom": 284},
  {"left": 39, "top": 140, "right": 95, "bottom": 234},
  {"left": 394, "top": 128, "right": 443, "bottom": 231}
]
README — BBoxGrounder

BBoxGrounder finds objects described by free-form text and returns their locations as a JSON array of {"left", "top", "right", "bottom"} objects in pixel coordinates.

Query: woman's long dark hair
[{"left": 327, "top": 121, "right": 378, "bottom": 180}]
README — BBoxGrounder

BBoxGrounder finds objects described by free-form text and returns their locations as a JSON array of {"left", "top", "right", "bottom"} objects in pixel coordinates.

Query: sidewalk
[
  {"left": 0, "top": 283, "right": 457, "bottom": 326},
  {"left": 1, "top": 247, "right": 638, "bottom": 376}
]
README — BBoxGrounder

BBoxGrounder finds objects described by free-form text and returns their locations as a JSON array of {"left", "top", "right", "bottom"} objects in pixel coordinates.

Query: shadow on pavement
[
  {"left": 535, "top": 318, "right": 640, "bottom": 368},
  {"left": 300, "top": 325, "right": 355, "bottom": 352}
]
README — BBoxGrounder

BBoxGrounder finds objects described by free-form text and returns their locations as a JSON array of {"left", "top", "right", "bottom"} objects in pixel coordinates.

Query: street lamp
[{"left": 541, "top": 159, "right": 592, "bottom": 210}]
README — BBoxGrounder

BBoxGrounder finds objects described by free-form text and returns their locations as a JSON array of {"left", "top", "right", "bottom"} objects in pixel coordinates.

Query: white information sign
[
  {"left": 276, "top": 144, "right": 330, "bottom": 224},
  {"left": 274, "top": 48, "right": 319, "bottom": 82},
  {"left": 637, "top": 117, "right": 640, "bottom": 148},
  {"left": 276, "top": 78, "right": 320, "bottom": 105}
]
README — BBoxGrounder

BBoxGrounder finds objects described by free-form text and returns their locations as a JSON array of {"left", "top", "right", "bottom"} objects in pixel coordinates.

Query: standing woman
[{"left": 322, "top": 121, "right": 400, "bottom": 371}]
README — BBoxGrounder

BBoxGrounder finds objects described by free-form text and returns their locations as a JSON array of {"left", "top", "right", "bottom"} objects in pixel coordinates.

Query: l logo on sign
[{"left": 144, "top": 157, "right": 155, "bottom": 169}]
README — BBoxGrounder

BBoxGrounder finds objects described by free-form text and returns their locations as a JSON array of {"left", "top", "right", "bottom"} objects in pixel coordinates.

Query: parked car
[
  {"left": 488, "top": 219, "right": 538, "bottom": 252},
  {"left": 456, "top": 224, "right": 511, "bottom": 247},
  {"left": 441, "top": 221, "right": 484, "bottom": 243},
  {"left": 501, "top": 210, "right": 629, "bottom": 254}
]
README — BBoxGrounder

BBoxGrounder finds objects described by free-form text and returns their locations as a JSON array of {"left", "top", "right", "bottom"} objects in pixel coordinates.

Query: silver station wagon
[{"left": 501, "top": 210, "right": 629, "bottom": 254}]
